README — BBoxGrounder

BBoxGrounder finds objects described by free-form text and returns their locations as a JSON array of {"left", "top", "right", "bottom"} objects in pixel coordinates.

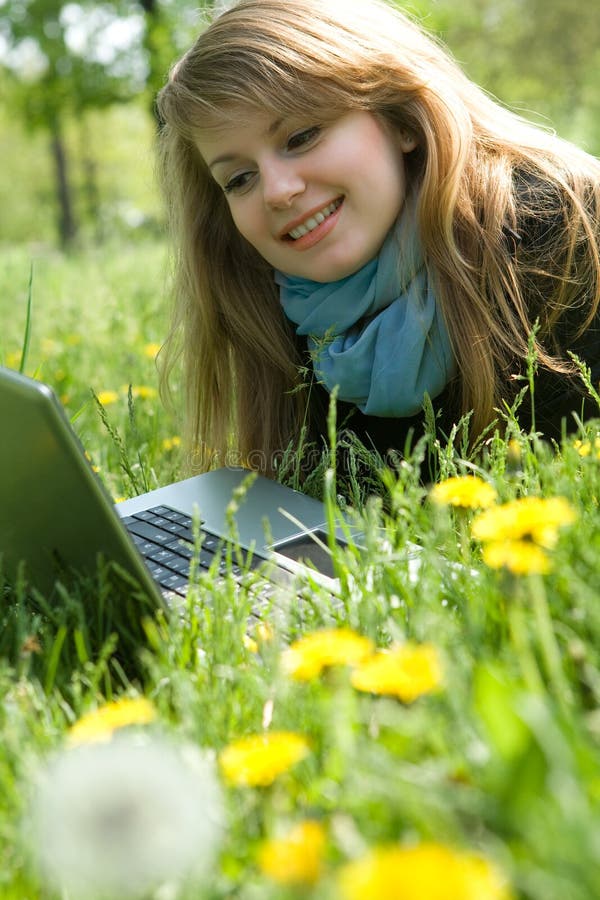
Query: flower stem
[
  {"left": 508, "top": 589, "right": 544, "bottom": 695},
  {"left": 529, "top": 577, "right": 571, "bottom": 716}
]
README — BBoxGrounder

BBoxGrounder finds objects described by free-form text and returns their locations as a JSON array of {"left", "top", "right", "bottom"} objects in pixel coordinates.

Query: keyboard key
[
  {"left": 162, "top": 511, "right": 193, "bottom": 527},
  {"left": 131, "top": 509, "right": 160, "bottom": 522},
  {"left": 163, "top": 521, "right": 194, "bottom": 537},
  {"left": 165, "top": 539, "right": 194, "bottom": 557},
  {"left": 166, "top": 556, "right": 191, "bottom": 575},
  {"left": 127, "top": 521, "right": 172, "bottom": 544},
  {"left": 159, "top": 572, "right": 189, "bottom": 591},
  {"left": 147, "top": 515, "right": 172, "bottom": 529},
  {"left": 147, "top": 563, "right": 170, "bottom": 580},
  {"left": 201, "top": 534, "right": 219, "bottom": 551},
  {"left": 148, "top": 548, "right": 178, "bottom": 566},
  {"left": 128, "top": 534, "right": 159, "bottom": 554}
]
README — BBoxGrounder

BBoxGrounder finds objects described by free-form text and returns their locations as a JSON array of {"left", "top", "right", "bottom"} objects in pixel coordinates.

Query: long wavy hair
[{"left": 156, "top": 0, "right": 600, "bottom": 473}]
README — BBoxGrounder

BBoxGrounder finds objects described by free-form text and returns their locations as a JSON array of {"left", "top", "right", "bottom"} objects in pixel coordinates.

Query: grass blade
[{"left": 19, "top": 264, "right": 34, "bottom": 374}]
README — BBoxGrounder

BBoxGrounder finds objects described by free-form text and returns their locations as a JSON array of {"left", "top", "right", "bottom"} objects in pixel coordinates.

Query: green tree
[
  {"left": 0, "top": 0, "right": 199, "bottom": 246},
  {"left": 406, "top": 0, "right": 600, "bottom": 152}
]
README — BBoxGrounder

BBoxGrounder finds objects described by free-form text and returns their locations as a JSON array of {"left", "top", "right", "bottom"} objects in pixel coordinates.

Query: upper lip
[{"left": 278, "top": 197, "right": 342, "bottom": 239}]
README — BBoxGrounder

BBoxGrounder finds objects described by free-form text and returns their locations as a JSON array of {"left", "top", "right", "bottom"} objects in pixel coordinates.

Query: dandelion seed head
[{"left": 29, "top": 735, "right": 224, "bottom": 898}]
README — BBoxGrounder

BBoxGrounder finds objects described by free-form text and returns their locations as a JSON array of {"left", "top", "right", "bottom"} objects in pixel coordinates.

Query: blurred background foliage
[{"left": 1, "top": 0, "right": 599, "bottom": 249}]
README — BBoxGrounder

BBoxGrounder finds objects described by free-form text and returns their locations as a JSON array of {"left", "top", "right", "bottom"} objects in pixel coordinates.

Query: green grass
[
  {"left": 1, "top": 239, "right": 182, "bottom": 497},
  {"left": 0, "top": 103, "right": 162, "bottom": 246},
  {"left": 2, "top": 242, "right": 600, "bottom": 899}
]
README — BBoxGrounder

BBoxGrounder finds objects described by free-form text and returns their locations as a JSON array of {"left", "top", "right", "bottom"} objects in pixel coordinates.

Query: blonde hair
[{"left": 156, "top": 0, "right": 600, "bottom": 473}]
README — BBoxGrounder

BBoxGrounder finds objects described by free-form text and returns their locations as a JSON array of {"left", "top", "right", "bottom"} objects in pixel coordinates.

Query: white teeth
[{"left": 288, "top": 199, "right": 341, "bottom": 240}]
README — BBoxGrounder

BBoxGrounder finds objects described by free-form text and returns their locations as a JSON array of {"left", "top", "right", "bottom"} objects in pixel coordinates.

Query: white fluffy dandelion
[{"left": 29, "top": 735, "right": 224, "bottom": 898}]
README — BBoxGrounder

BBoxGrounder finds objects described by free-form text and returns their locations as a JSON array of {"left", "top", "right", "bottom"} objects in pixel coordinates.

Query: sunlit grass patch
[{"left": 2, "top": 244, "right": 600, "bottom": 899}]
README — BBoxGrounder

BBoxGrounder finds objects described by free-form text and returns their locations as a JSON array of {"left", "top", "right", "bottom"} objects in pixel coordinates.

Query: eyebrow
[{"left": 207, "top": 117, "right": 284, "bottom": 171}]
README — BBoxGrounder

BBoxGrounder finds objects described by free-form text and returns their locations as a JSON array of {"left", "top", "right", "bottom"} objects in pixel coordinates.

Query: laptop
[{"left": 0, "top": 366, "right": 351, "bottom": 617}]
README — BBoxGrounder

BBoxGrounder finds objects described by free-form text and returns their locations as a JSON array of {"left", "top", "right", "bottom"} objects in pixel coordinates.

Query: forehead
[
  {"left": 194, "top": 112, "right": 275, "bottom": 165},
  {"left": 194, "top": 110, "right": 293, "bottom": 166},
  {"left": 197, "top": 106, "right": 280, "bottom": 137}
]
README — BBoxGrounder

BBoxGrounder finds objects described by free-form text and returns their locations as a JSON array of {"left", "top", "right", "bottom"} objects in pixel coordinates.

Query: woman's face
[{"left": 196, "top": 109, "right": 416, "bottom": 283}]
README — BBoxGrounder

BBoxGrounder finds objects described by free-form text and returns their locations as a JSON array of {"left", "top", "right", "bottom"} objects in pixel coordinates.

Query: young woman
[{"left": 156, "top": 0, "right": 600, "bottom": 475}]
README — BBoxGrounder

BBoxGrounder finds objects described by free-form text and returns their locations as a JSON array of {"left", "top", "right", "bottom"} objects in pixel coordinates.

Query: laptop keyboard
[{"left": 121, "top": 504, "right": 282, "bottom": 616}]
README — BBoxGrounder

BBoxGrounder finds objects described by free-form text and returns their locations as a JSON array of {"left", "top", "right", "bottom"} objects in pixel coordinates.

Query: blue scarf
[{"left": 275, "top": 201, "right": 456, "bottom": 417}]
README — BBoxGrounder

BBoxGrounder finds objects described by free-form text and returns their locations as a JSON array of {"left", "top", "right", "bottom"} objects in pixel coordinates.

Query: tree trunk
[
  {"left": 79, "top": 116, "right": 104, "bottom": 243},
  {"left": 50, "top": 119, "right": 77, "bottom": 248}
]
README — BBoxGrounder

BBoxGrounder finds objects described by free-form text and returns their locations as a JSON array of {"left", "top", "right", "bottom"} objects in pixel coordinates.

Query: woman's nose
[{"left": 261, "top": 160, "right": 305, "bottom": 209}]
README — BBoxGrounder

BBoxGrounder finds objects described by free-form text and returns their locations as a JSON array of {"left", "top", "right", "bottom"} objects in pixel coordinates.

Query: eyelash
[
  {"left": 223, "top": 172, "right": 254, "bottom": 194},
  {"left": 286, "top": 125, "right": 321, "bottom": 151},
  {"left": 222, "top": 125, "right": 322, "bottom": 195}
]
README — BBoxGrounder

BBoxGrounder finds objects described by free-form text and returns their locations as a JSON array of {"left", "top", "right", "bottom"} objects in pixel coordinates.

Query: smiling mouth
[{"left": 284, "top": 198, "right": 343, "bottom": 241}]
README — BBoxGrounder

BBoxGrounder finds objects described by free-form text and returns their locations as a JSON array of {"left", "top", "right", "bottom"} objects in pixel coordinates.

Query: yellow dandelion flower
[
  {"left": 96, "top": 390, "right": 119, "bottom": 407},
  {"left": 507, "top": 439, "right": 522, "bottom": 461},
  {"left": 144, "top": 342, "right": 162, "bottom": 359},
  {"left": 338, "top": 842, "right": 512, "bottom": 900},
  {"left": 128, "top": 385, "right": 158, "bottom": 400},
  {"left": 41, "top": 338, "right": 59, "bottom": 356},
  {"left": 114, "top": 496, "right": 126, "bottom": 504},
  {"left": 162, "top": 436, "right": 182, "bottom": 452},
  {"left": 219, "top": 731, "right": 309, "bottom": 787},
  {"left": 282, "top": 628, "right": 374, "bottom": 681},
  {"left": 84, "top": 451, "right": 100, "bottom": 472},
  {"left": 258, "top": 820, "right": 326, "bottom": 885},
  {"left": 68, "top": 698, "right": 156, "bottom": 746},
  {"left": 244, "top": 622, "right": 275, "bottom": 654},
  {"left": 482, "top": 540, "right": 551, "bottom": 575},
  {"left": 256, "top": 622, "right": 274, "bottom": 643},
  {"left": 430, "top": 475, "right": 497, "bottom": 509},
  {"left": 243, "top": 635, "right": 259, "bottom": 654},
  {"left": 471, "top": 496, "right": 576, "bottom": 548},
  {"left": 6, "top": 350, "right": 23, "bottom": 368},
  {"left": 351, "top": 643, "right": 443, "bottom": 703},
  {"left": 574, "top": 437, "right": 600, "bottom": 460}
]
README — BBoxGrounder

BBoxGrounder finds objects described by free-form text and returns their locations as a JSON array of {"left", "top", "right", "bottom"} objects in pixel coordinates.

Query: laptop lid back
[{"left": 0, "top": 366, "right": 162, "bottom": 601}]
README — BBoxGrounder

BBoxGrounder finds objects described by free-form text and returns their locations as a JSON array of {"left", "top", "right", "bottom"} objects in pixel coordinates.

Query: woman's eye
[
  {"left": 223, "top": 171, "right": 255, "bottom": 194},
  {"left": 287, "top": 126, "right": 321, "bottom": 151}
]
